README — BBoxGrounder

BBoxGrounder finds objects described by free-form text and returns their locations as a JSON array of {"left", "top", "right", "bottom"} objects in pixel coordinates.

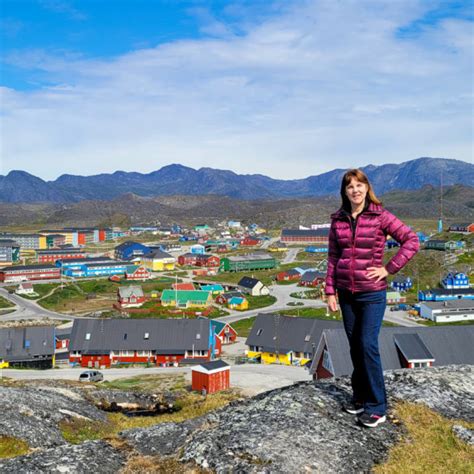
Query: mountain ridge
[{"left": 0, "top": 157, "right": 472, "bottom": 203}]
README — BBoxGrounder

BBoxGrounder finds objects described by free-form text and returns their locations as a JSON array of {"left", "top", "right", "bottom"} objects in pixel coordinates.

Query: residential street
[{"left": 1, "top": 362, "right": 312, "bottom": 396}]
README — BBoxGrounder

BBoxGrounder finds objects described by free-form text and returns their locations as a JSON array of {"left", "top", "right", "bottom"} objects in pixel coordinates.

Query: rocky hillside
[
  {"left": 0, "top": 184, "right": 472, "bottom": 229},
  {"left": 1, "top": 157, "right": 472, "bottom": 203},
  {"left": 0, "top": 365, "right": 472, "bottom": 473}
]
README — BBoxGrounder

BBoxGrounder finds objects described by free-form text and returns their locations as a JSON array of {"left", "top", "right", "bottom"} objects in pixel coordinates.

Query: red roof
[{"left": 172, "top": 282, "right": 195, "bottom": 291}]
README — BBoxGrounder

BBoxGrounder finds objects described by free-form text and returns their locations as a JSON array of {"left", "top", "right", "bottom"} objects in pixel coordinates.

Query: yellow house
[
  {"left": 141, "top": 250, "right": 176, "bottom": 272},
  {"left": 228, "top": 296, "right": 249, "bottom": 311},
  {"left": 246, "top": 314, "right": 332, "bottom": 367}
]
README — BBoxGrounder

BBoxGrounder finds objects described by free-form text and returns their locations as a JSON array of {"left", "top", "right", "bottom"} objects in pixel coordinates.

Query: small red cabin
[{"left": 192, "top": 360, "right": 230, "bottom": 394}]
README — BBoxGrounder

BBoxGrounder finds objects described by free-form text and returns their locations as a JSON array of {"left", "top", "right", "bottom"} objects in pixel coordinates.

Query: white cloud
[{"left": 1, "top": 0, "right": 472, "bottom": 180}]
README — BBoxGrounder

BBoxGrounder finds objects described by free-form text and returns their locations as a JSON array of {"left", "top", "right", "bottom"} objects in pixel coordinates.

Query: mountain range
[{"left": 0, "top": 157, "right": 472, "bottom": 203}]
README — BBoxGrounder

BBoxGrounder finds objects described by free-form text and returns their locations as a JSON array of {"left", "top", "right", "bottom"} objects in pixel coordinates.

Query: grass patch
[
  {"left": 59, "top": 389, "right": 242, "bottom": 444},
  {"left": 101, "top": 374, "right": 186, "bottom": 393},
  {"left": 231, "top": 317, "right": 256, "bottom": 337},
  {"left": 0, "top": 296, "right": 15, "bottom": 309},
  {"left": 0, "top": 436, "right": 29, "bottom": 459},
  {"left": 245, "top": 295, "right": 277, "bottom": 310},
  {"left": 375, "top": 401, "right": 474, "bottom": 474}
]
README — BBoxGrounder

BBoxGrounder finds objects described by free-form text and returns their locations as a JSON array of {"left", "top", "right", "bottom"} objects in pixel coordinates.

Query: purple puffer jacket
[{"left": 325, "top": 202, "right": 419, "bottom": 295}]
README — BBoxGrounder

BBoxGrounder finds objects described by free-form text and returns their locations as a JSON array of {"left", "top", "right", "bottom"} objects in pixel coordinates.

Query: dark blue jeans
[{"left": 338, "top": 289, "right": 387, "bottom": 416}]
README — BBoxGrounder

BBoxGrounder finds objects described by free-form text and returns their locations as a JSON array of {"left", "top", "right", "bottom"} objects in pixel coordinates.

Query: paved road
[
  {"left": 0, "top": 288, "right": 75, "bottom": 322},
  {"left": 0, "top": 363, "right": 311, "bottom": 396},
  {"left": 281, "top": 247, "right": 301, "bottom": 264}
]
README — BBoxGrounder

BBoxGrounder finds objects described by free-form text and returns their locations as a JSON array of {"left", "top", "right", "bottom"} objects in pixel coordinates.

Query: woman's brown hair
[{"left": 340, "top": 168, "right": 382, "bottom": 211}]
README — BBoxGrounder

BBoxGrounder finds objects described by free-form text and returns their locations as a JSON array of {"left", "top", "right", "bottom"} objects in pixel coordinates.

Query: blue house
[
  {"left": 305, "top": 246, "right": 328, "bottom": 253},
  {"left": 63, "top": 261, "right": 133, "bottom": 278},
  {"left": 386, "top": 239, "right": 400, "bottom": 249},
  {"left": 418, "top": 288, "right": 474, "bottom": 302},
  {"left": 390, "top": 275, "right": 413, "bottom": 292},
  {"left": 114, "top": 241, "right": 150, "bottom": 260},
  {"left": 441, "top": 272, "right": 470, "bottom": 289},
  {"left": 190, "top": 244, "right": 206, "bottom": 255},
  {"left": 416, "top": 232, "right": 428, "bottom": 243}
]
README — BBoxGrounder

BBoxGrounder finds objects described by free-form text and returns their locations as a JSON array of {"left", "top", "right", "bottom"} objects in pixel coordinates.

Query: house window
[
  {"left": 256, "top": 329, "right": 263, "bottom": 336},
  {"left": 144, "top": 333, "right": 150, "bottom": 339},
  {"left": 85, "top": 333, "right": 91, "bottom": 340},
  {"left": 119, "top": 350, "right": 134, "bottom": 356},
  {"left": 137, "top": 350, "right": 151, "bottom": 356},
  {"left": 304, "top": 334, "right": 311, "bottom": 342},
  {"left": 124, "top": 333, "right": 128, "bottom": 340},
  {"left": 196, "top": 333, "right": 201, "bottom": 339}
]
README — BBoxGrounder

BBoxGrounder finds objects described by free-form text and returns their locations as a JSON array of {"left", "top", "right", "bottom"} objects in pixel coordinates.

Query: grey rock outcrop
[
  {"left": 0, "top": 385, "right": 107, "bottom": 448},
  {"left": 0, "top": 441, "right": 125, "bottom": 473},
  {"left": 0, "top": 365, "right": 472, "bottom": 473},
  {"left": 452, "top": 425, "right": 474, "bottom": 446}
]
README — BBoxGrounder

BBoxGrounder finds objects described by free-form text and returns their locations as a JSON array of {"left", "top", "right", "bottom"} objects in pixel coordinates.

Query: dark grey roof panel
[
  {"left": 70, "top": 319, "right": 209, "bottom": 352},
  {"left": 393, "top": 333, "right": 434, "bottom": 361},
  {"left": 0, "top": 326, "right": 55, "bottom": 360},
  {"left": 198, "top": 360, "right": 229, "bottom": 371}
]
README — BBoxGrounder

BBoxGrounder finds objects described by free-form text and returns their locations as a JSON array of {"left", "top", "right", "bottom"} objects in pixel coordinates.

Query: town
[{"left": 0, "top": 218, "right": 472, "bottom": 384}]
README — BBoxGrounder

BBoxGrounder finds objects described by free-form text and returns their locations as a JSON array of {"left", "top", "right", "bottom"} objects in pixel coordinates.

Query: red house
[
  {"left": 37, "top": 249, "right": 86, "bottom": 264},
  {"left": 178, "top": 253, "right": 199, "bottom": 266},
  {"left": 117, "top": 286, "right": 146, "bottom": 308},
  {"left": 69, "top": 318, "right": 220, "bottom": 368},
  {"left": 240, "top": 237, "right": 259, "bottom": 246},
  {"left": 192, "top": 360, "right": 230, "bottom": 394},
  {"left": 0, "top": 265, "right": 61, "bottom": 283},
  {"left": 195, "top": 254, "right": 220, "bottom": 267},
  {"left": 276, "top": 269, "right": 301, "bottom": 282},
  {"left": 125, "top": 265, "right": 152, "bottom": 281},
  {"left": 212, "top": 320, "right": 238, "bottom": 344}
]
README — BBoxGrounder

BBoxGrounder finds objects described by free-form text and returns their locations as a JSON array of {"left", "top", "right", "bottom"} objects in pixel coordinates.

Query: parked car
[{"left": 79, "top": 370, "right": 104, "bottom": 382}]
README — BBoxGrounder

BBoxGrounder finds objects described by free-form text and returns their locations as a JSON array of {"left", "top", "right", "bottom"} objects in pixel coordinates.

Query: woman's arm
[
  {"left": 381, "top": 210, "right": 420, "bottom": 274},
  {"left": 325, "top": 220, "right": 341, "bottom": 295}
]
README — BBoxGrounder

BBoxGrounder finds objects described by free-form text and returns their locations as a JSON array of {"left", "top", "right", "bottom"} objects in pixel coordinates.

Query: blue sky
[{"left": 1, "top": 0, "right": 472, "bottom": 180}]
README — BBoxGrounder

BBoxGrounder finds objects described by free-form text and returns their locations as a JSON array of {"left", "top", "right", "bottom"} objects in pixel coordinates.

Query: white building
[{"left": 419, "top": 300, "right": 474, "bottom": 323}]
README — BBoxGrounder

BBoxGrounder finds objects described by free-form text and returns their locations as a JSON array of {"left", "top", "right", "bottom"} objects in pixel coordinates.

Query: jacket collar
[{"left": 331, "top": 202, "right": 383, "bottom": 220}]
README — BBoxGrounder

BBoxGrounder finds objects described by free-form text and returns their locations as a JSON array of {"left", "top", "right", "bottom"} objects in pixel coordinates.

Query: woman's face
[{"left": 345, "top": 178, "right": 368, "bottom": 208}]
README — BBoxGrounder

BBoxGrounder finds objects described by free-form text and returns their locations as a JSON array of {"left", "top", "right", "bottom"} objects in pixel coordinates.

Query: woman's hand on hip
[
  {"left": 367, "top": 266, "right": 389, "bottom": 282},
  {"left": 327, "top": 295, "right": 338, "bottom": 312}
]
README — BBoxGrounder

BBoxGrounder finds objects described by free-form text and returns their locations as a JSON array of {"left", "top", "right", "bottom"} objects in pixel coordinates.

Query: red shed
[{"left": 192, "top": 360, "right": 230, "bottom": 394}]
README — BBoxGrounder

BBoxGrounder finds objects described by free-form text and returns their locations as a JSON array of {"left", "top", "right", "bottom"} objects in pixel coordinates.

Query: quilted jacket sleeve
[
  {"left": 325, "top": 220, "right": 341, "bottom": 295},
  {"left": 382, "top": 210, "right": 420, "bottom": 274}
]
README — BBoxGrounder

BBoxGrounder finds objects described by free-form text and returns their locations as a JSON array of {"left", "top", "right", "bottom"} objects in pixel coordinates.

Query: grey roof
[
  {"left": 300, "top": 271, "right": 326, "bottom": 283},
  {"left": 118, "top": 286, "right": 144, "bottom": 299},
  {"left": 245, "top": 313, "right": 342, "bottom": 355},
  {"left": 421, "top": 288, "right": 474, "bottom": 297},
  {"left": 0, "top": 239, "right": 20, "bottom": 246},
  {"left": 60, "top": 257, "right": 113, "bottom": 265},
  {"left": 392, "top": 274, "right": 411, "bottom": 283},
  {"left": 55, "top": 327, "right": 71, "bottom": 340},
  {"left": 0, "top": 326, "right": 55, "bottom": 361},
  {"left": 198, "top": 360, "right": 229, "bottom": 371},
  {"left": 421, "top": 300, "right": 474, "bottom": 310},
  {"left": 69, "top": 318, "right": 210, "bottom": 353},
  {"left": 37, "top": 249, "right": 84, "bottom": 255},
  {"left": 310, "top": 326, "right": 474, "bottom": 375},
  {"left": 281, "top": 229, "right": 329, "bottom": 237},
  {"left": 0, "top": 264, "right": 58, "bottom": 272},
  {"left": 238, "top": 276, "right": 261, "bottom": 289},
  {"left": 393, "top": 333, "right": 434, "bottom": 361},
  {"left": 227, "top": 253, "right": 273, "bottom": 262},
  {"left": 143, "top": 249, "right": 173, "bottom": 259}
]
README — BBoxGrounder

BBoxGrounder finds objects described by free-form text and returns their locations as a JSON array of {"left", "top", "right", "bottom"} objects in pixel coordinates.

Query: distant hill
[
  {"left": 0, "top": 157, "right": 472, "bottom": 203},
  {"left": 0, "top": 184, "right": 472, "bottom": 229}
]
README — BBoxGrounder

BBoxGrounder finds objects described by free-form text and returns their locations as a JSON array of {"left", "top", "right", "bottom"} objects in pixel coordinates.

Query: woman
[{"left": 326, "top": 169, "right": 419, "bottom": 428}]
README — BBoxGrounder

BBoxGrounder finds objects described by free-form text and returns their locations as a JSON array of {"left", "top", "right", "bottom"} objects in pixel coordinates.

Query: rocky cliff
[{"left": 0, "top": 365, "right": 472, "bottom": 473}]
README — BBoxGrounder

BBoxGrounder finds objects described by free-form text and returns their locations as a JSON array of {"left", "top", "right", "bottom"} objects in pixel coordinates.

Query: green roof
[
  {"left": 161, "top": 290, "right": 211, "bottom": 304},
  {"left": 212, "top": 320, "right": 226, "bottom": 333}
]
